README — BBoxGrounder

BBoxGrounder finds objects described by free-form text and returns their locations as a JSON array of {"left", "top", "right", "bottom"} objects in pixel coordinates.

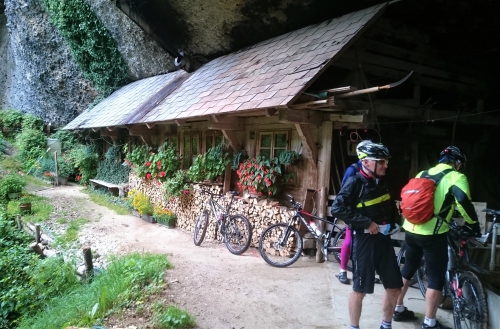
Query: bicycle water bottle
[{"left": 309, "top": 221, "right": 322, "bottom": 236}]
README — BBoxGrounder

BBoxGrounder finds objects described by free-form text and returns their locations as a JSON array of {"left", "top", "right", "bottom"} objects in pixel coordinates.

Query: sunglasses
[{"left": 366, "top": 158, "right": 389, "bottom": 166}]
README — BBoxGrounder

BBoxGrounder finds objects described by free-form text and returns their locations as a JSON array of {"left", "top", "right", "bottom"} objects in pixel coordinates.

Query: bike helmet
[
  {"left": 357, "top": 142, "right": 391, "bottom": 159},
  {"left": 355, "top": 140, "right": 373, "bottom": 159},
  {"left": 439, "top": 146, "right": 466, "bottom": 164}
]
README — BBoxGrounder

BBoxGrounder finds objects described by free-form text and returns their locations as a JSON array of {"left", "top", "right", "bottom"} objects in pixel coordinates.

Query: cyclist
[
  {"left": 331, "top": 143, "right": 402, "bottom": 329},
  {"left": 336, "top": 139, "right": 376, "bottom": 285},
  {"left": 394, "top": 146, "right": 481, "bottom": 329}
]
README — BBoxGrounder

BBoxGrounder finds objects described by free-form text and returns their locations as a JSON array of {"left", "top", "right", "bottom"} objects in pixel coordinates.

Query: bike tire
[
  {"left": 258, "top": 223, "right": 303, "bottom": 267},
  {"left": 193, "top": 211, "right": 209, "bottom": 246},
  {"left": 453, "top": 270, "right": 488, "bottom": 329},
  {"left": 224, "top": 214, "right": 252, "bottom": 255},
  {"left": 331, "top": 228, "right": 353, "bottom": 272}
]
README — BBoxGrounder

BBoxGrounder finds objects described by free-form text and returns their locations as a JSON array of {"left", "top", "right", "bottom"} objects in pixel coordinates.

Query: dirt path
[
  {"left": 34, "top": 184, "right": 338, "bottom": 329},
  {"left": 33, "top": 184, "right": 456, "bottom": 329}
]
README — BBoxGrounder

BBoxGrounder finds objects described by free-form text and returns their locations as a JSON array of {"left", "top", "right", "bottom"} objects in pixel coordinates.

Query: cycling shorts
[
  {"left": 401, "top": 232, "right": 448, "bottom": 291},
  {"left": 351, "top": 231, "right": 403, "bottom": 294}
]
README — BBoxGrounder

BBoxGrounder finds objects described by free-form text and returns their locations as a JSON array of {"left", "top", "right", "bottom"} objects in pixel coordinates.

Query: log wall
[{"left": 129, "top": 174, "right": 295, "bottom": 247}]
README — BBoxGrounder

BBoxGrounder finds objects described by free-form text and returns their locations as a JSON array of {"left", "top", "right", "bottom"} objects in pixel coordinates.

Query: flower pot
[
  {"left": 132, "top": 209, "right": 141, "bottom": 218},
  {"left": 158, "top": 220, "right": 176, "bottom": 228},
  {"left": 142, "top": 214, "right": 157, "bottom": 223},
  {"left": 8, "top": 192, "right": 21, "bottom": 200},
  {"left": 19, "top": 202, "right": 32, "bottom": 214}
]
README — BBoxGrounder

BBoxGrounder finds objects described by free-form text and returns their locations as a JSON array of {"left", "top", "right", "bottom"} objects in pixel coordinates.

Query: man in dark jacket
[{"left": 331, "top": 142, "right": 402, "bottom": 329}]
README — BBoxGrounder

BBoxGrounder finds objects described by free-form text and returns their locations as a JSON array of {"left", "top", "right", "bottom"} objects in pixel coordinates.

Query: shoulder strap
[
  {"left": 352, "top": 163, "right": 360, "bottom": 171},
  {"left": 421, "top": 168, "right": 453, "bottom": 185}
]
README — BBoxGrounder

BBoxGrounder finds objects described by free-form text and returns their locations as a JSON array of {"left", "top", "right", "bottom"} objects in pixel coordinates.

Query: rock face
[{"left": 0, "top": 0, "right": 174, "bottom": 127}]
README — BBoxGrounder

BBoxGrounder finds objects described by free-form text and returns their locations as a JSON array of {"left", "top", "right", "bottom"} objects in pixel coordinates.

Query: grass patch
[
  {"left": 84, "top": 188, "right": 131, "bottom": 216},
  {"left": 152, "top": 305, "right": 196, "bottom": 329},
  {"left": 7, "top": 194, "right": 53, "bottom": 222},
  {"left": 56, "top": 217, "right": 89, "bottom": 244},
  {"left": 16, "top": 253, "right": 175, "bottom": 329},
  {"left": 0, "top": 155, "right": 21, "bottom": 172}
]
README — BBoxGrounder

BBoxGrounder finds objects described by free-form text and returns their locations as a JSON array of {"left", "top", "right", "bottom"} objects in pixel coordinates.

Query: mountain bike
[
  {"left": 415, "top": 220, "right": 489, "bottom": 329},
  {"left": 193, "top": 187, "right": 252, "bottom": 255},
  {"left": 258, "top": 193, "right": 347, "bottom": 267}
]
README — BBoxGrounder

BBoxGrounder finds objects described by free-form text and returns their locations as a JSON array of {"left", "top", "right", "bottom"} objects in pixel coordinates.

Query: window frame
[
  {"left": 182, "top": 132, "right": 201, "bottom": 168},
  {"left": 257, "top": 130, "right": 290, "bottom": 158}
]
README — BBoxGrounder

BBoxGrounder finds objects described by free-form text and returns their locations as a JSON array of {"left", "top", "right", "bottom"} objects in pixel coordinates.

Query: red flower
[
  {"left": 268, "top": 191, "right": 272, "bottom": 196},
  {"left": 145, "top": 161, "right": 151, "bottom": 167},
  {"left": 146, "top": 172, "right": 152, "bottom": 179},
  {"left": 159, "top": 171, "right": 165, "bottom": 177},
  {"left": 156, "top": 161, "right": 161, "bottom": 169},
  {"left": 289, "top": 178, "right": 293, "bottom": 183},
  {"left": 157, "top": 181, "right": 162, "bottom": 186},
  {"left": 76, "top": 175, "right": 81, "bottom": 181}
]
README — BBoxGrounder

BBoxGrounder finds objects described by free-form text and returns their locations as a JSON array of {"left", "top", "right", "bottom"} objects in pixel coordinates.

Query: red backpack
[{"left": 400, "top": 169, "right": 453, "bottom": 225}]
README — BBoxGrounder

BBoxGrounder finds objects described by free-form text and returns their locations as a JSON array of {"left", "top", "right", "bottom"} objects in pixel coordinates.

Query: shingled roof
[{"left": 65, "top": 2, "right": 387, "bottom": 130}]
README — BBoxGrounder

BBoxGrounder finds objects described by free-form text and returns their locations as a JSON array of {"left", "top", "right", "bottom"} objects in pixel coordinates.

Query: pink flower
[
  {"left": 157, "top": 181, "right": 162, "bottom": 186},
  {"left": 146, "top": 172, "right": 152, "bottom": 179},
  {"left": 145, "top": 161, "right": 151, "bottom": 167},
  {"left": 159, "top": 171, "right": 165, "bottom": 177},
  {"left": 183, "top": 189, "right": 190, "bottom": 195},
  {"left": 18, "top": 171, "right": 24, "bottom": 176}
]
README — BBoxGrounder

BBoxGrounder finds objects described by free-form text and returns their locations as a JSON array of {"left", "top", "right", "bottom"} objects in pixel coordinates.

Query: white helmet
[{"left": 356, "top": 140, "right": 373, "bottom": 159}]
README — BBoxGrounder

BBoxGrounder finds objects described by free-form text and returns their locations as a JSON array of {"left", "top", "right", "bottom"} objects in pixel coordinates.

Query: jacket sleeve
[
  {"left": 451, "top": 174, "right": 479, "bottom": 225},
  {"left": 341, "top": 165, "right": 356, "bottom": 186},
  {"left": 330, "top": 176, "right": 372, "bottom": 229}
]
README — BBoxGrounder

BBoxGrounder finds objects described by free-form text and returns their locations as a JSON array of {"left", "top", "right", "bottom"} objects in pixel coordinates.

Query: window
[
  {"left": 183, "top": 133, "right": 200, "bottom": 168},
  {"left": 164, "top": 135, "right": 178, "bottom": 151},
  {"left": 205, "top": 132, "right": 224, "bottom": 151},
  {"left": 258, "top": 131, "right": 289, "bottom": 158}
]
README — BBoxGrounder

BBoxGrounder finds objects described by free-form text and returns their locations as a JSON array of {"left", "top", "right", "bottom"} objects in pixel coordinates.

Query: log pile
[{"left": 129, "top": 174, "right": 295, "bottom": 246}]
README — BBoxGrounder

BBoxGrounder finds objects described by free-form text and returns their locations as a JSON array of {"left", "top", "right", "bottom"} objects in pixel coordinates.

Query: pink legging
[{"left": 340, "top": 227, "right": 352, "bottom": 270}]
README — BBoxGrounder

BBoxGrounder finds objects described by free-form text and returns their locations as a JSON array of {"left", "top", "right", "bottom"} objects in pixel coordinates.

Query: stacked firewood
[{"left": 129, "top": 174, "right": 295, "bottom": 246}]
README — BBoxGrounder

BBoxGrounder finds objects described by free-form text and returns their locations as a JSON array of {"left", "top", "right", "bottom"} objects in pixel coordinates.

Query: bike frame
[{"left": 202, "top": 190, "right": 236, "bottom": 234}]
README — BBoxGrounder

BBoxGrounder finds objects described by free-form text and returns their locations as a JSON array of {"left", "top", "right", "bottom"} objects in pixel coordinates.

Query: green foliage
[
  {"left": 41, "top": 0, "right": 129, "bottom": 96},
  {"left": 15, "top": 129, "right": 47, "bottom": 170},
  {"left": 0, "top": 109, "right": 23, "bottom": 136},
  {"left": 187, "top": 144, "right": 230, "bottom": 182},
  {"left": 7, "top": 195, "right": 52, "bottom": 221},
  {"left": 0, "top": 173, "right": 27, "bottom": 195},
  {"left": 95, "top": 159, "right": 130, "bottom": 184},
  {"left": 163, "top": 170, "right": 190, "bottom": 197},
  {"left": 124, "top": 142, "right": 181, "bottom": 180},
  {"left": 278, "top": 150, "right": 301, "bottom": 165},
  {"left": 235, "top": 154, "right": 296, "bottom": 196},
  {"left": 152, "top": 305, "right": 196, "bottom": 329},
  {"left": 56, "top": 217, "right": 89, "bottom": 244},
  {"left": 105, "top": 146, "right": 121, "bottom": 161},
  {"left": 21, "top": 114, "right": 44, "bottom": 131},
  {"left": 49, "top": 130, "right": 79, "bottom": 151},
  {"left": 231, "top": 150, "right": 247, "bottom": 170},
  {"left": 66, "top": 144, "right": 99, "bottom": 185},
  {"left": 16, "top": 253, "right": 171, "bottom": 329},
  {"left": 57, "top": 152, "right": 74, "bottom": 177},
  {"left": 153, "top": 206, "right": 176, "bottom": 224},
  {"left": 0, "top": 215, "right": 39, "bottom": 328},
  {"left": 84, "top": 188, "right": 130, "bottom": 215}
]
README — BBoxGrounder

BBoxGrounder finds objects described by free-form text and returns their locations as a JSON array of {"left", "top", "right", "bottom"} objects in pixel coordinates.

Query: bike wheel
[
  {"left": 331, "top": 228, "right": 353, "bottom": 272},
  {"left": 224, "top": 214, "right": 252, "bottom": 255},
  {"left": 453, "top": 270, "right": 488, "bottom": 329},
  {"left": 193, "top": 211, "right": 209, "bottom": 246},
  {"left": 417, "top": 261, "right": 429, "bottom": 298},
  {"left": 396, "top": 242, "right": 418, "bottom": 286},
  {"left": 258, "top": 223, "right": 303, "bottom": 267}
]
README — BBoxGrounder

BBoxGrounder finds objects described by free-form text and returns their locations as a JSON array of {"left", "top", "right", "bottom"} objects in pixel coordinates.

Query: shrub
[
  {"left": 130, "top": 191, "right": 153, "bottom": 216},
  {"left": 0, "top": 173, "right": 27, "bottom": 195},
  {"left": 56, "top": 152, "right": 74, "bottom": 177},
  {"left": 124, "top": 142, "right": 180, "bottom": 181},
  {"left": 15, "top": 129, "right": 47, "bottom": 170},
  {"left": 187, "top": 144, "right": 230, "bottom": 182},
  {"left": 49, "top": 130, "right": 79, "bottom": 151},
  {"left": 21, "top": 114, "right": 44, "bottom": 131},
  {"left": 163, "top": 170, "right": 190, "bottom": 197},
  {"left": 0, "top": 109, "right": 23, "bottom": 135},
  {"left": 66, "top": 144, "right": 99, "bottom": 185}
]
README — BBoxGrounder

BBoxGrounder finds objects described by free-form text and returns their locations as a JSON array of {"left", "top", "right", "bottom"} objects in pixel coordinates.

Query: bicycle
[
  {"left": 193, "top": 187, "right": 252, "bottom": 255},
  {"left": 414, "top": 220, "right": 489, "bottom": 329},
  {"left": 258, "top": 193, "right": 347, "bottom": 267}
]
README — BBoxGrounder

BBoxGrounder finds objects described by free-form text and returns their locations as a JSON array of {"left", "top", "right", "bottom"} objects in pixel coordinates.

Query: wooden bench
[{"left": 89, "top": 179, "right": 120, "bottom": 196}]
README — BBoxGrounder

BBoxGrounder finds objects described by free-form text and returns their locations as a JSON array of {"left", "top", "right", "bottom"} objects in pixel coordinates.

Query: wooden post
[
  {"left": 30, "top": 242, "right": 46, "bottom": 258},
  {"left": 54, "top": 151, "right": 59, "bottom": 186},
  {"left": 316, "top": 121, "right": 333, "bottom": 263},
  {"left": 83, "top": 246, "right": 94, "bottom": 279},
  {"left": 16, "top": 214, "right": 22, "bottom": 230},
  {"left": 35, "top": 224, "right": 41, "bottom": 244}
]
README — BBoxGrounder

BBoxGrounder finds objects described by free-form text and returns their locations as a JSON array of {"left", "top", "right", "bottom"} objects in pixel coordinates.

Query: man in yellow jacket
[{"left": 394, "top": 146, "right": 481, "bottom": 329}]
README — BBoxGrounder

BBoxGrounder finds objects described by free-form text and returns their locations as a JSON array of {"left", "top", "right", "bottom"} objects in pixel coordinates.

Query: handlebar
[
  {"left": 449, "top": 220, "right": 482, "bottom": 239},
  {"left": 286, "top": 194, "right": 302, "bottom": 210}
]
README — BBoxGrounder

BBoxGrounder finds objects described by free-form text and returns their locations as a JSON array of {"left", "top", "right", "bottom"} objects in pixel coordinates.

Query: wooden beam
[
  {"left": 329, "top": 111, "right": 367, "bottom": 123},
  {"left": 100, "top": 130, "right": 120, "bottom": 137},
  {"left": 295, "top": 124, "right": 317, "bottom": 165},
  {"left": 146, "top": 122, "right": 156, "bottom": 129},
  {"left": 175, "top": 119, "right": 187, "bottom": 126},
  {"left": 338, "top": 100, "right": 500, "bottom": 126},
  {"left": 221, "top": 130, "right": 241, "bottom": 151},
  {"left": 208, "top": 116, "right": 243, "bottom": 130},
  {"left": 264, "top": 108, "right": 277, "bottom": 117},
  {"left": 91, "top": 128, "right": 100, "bottom": 132},
  {"left": 128, "top": 125, "right": 159, "bottom": 136},
  {"left": 279, "top": 108, "right": 322, "bottom": 126}
]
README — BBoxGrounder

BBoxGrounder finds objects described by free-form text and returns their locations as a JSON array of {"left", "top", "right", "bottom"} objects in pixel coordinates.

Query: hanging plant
[{"left": 187, "top": 144, "right": 230, "bottom": 182}]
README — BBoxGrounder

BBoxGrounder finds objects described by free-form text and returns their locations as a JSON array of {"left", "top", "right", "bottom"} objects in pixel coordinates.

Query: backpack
[{"left": 400, "top": 169, "right": 453, "bottom": 225}]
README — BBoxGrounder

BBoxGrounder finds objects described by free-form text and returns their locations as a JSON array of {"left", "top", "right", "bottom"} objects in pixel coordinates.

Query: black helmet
[
  {"left": 440, "top": 146, "right": 466, "bottom": 164},
  {"left": 357, "top": 143, "right": 391, "bottom": 159}
]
